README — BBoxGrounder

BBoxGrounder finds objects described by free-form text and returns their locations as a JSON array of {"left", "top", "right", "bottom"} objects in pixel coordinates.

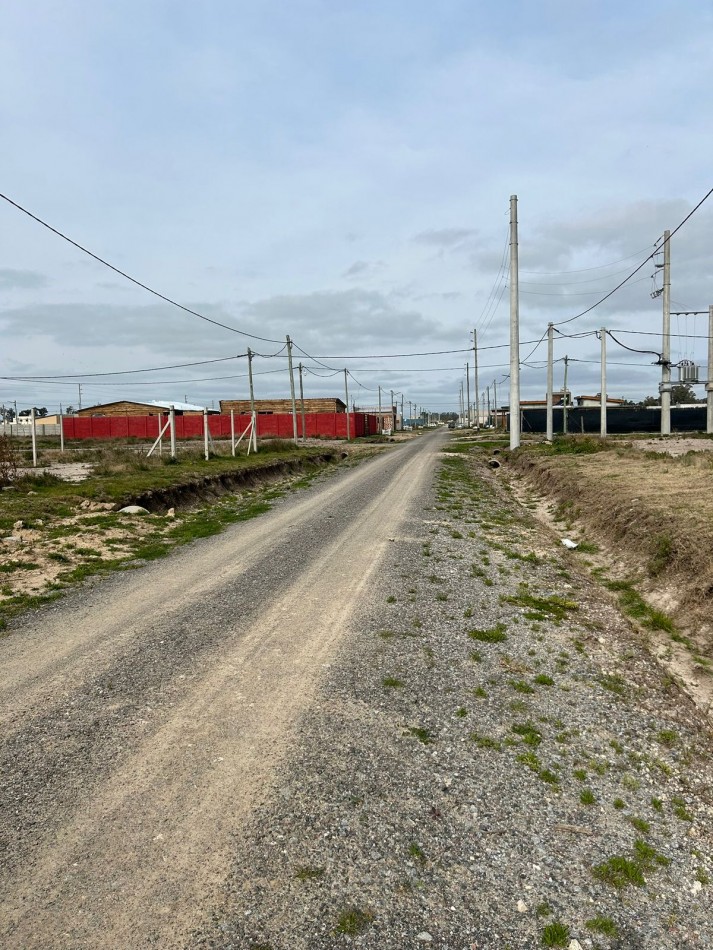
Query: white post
[
  {"left": 509, "top": 194, "right": 521, "bottom": 449},
  {"left": 203, "top": 407, "right": 209, "bottom": 460},
  {"left": 465, "top": 364, "right": 471, "bottom": 427},
  {"left": 661, "top": 229, "right": 672, "bottom": 435},
  {"left": 473, "top": 329, "right": 480, "bottom": 429},
  {"left": 600, "top": 328, "right": 607, "bottom": 438},
  {"left": 31, "top": 407, "right": 37, "bottom": 467},
  {"left": 59, "top": 408, "right": 65, "bottom": 453},
  {"left": 286, "top": 335, "right": 298, "bottom": 444},
  {"left": 378, "top": 385, "right": 382, "bottom": 434},
  {"left": 230, "top": 409, "right": 235, "bottom": 456},
  {"left": 298, "top": 362, "right": 306, "bottom": 442},
  {"left": 706, "top": 304, "right": 713, "bottom": 435},
  {"left": 562, "top": 356, "right": 569, "bottom": 434},
  {"left": 170, "top": 408, "right": 176, "bottom": 458},
  {"left": 546, "top": 322, "right": 554, "bottom": 441},
  {"left": 493, "top": 379, "right": 498, "bottom": 429}
]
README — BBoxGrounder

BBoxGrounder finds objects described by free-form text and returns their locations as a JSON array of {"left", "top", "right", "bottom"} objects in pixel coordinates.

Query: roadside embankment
[{"left": 509, "top": 438, "right": 713, "bottom": 683}]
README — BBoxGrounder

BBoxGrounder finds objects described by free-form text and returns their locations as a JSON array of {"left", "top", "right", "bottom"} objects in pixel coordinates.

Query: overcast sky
[{"left": 1, "top": 0, "right": 712, "bottom": 416}]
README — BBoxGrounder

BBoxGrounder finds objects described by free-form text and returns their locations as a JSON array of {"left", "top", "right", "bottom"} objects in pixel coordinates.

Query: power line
[
  {"left": 0, "top": 353, "right": 248, "bottom": 380},
  {"left": 552, "top": 185, "right": 713, "bottom": 328},
  {"left": 0, "top": 191, "right": 284, "bottom": 343},
  {"left": 520, "top": 246, "right": 654, "bottom": 276}
]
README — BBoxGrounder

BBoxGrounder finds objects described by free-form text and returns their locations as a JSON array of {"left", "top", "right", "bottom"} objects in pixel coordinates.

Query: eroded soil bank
[{"left": 508, "top": 438, "right": 713, "bottom": 715}]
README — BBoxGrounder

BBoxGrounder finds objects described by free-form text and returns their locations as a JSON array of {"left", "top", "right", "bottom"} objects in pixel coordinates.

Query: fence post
[
  {"left": 230, "top": 409, "right": 235, "bottom": 456},
  {"left": 170, "top": 408, "right": 176, "bottom": 458},
  {"left": 31, "top": 408, "right": 38, "bottom": 467},
  {"left": 59, "top": 409, "right": 64, "bottom": 453},
  {"left": 203, "top": 408, "right": 209, "bottom": 461}
]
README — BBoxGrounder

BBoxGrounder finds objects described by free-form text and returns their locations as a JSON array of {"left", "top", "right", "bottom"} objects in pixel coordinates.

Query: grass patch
[
  {"left": 541, "top": 921, "right": 570, "bottom": 947},
  {"left": 580, "top": 788, "right": 596, "bottom": 805},
  {"left": 382, "top": 676, "right": 404, "bottom": 688},
  {"left": 502, "top": 591, "right": 578, "bottom": 622},
  {"left": 294, "top": 865, "right": 325, "bottom": 881},
  {"left": 334, "top": 906, "right": 374, "bottom": 936},
  {"left": 468, "top": 622, "right": 507, "bottom": 643},
  {"left": 469, "top": 732, "right": 502, "bottom": 750},
  {"left": 585, "top": 917, "right": 618, "bottom": 938},
  {"left": 405, "top": 726, "right": 435, "bottom": 745}
]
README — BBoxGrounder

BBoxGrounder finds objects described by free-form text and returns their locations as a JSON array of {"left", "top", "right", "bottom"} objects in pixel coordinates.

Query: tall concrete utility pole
[
  {"left": 509, "top": 194, "right": 521, "bottom": 449},
  {"left": 600, "top": 328, "right": 607, "bottom": 438},
  {"left": 660, "top": 230, "right": 672, "bottom": 435},
  {"left": 378, "top": 385, "right": 382, "bottom": 434},
  {"left": 546, "top": 322, "right": 554, "bottom": 441},
  {"left": 473, "top": 329, "right": 480, "bottom": 429},
  {"left": 78, "top": 384, "right": 82, "bottom": 410},
  {"left": 466, "top": 362, "right": 471, "bottom": 427},
  {"left": 563, "top": 356, "right": 569, "bottom": 435},
  {"left": 390, "top": 390, "right": 395, "bottom": 433},
  {"left": 493, "top": 378, "right": 498, "bottom": 429},
  {"left": 459, "top": 382, "right": 464, "bottom": 424},
  {"left": 707, "top": 305, "right": 713, "bottom": 435},
  {"left": 298, "top": 362, "right": 306, "bottom": 441},
  {"left": 286, "top": 335, "right": 298, "bottom": 444},
  {"left": 344, "top": 369, "right": 351, "bottom": 441},
  {"left": 486, "top": 386, "right": 491, "bottom": 426},
  {"left": 400, "top": 393, "right": 404, "bottom": 430},
  {"left": 247, "top": 347, "right": 257, "bottom": 452}
]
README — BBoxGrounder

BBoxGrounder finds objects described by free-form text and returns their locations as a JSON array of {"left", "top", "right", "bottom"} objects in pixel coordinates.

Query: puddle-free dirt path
[{"left": 0, "top": 432, "right": 444, "bottom": 949}]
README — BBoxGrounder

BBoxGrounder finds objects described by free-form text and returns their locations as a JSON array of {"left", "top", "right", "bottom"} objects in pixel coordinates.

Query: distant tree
[
  {"left": 439, "top": 412, "right": 458, "bottom": 421},
  {"left": 36, "top": 407, "right": 48, "bottom": 417},
  {"left": 670, "top": 383, "right": 698, "bottom": 405},
  {"left": 64, "top": 405, "right": 75, "bottom": 415},
  {"left": 641, "top": 395, "right": 660, "bottom": 407},
  {"left": 1, "top": 407, "right": 15, "bottom": 422}
]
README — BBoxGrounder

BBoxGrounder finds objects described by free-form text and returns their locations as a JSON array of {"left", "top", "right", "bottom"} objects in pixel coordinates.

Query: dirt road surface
[{"left": 0, "top": 432, "right": 440, "bottom": 949}]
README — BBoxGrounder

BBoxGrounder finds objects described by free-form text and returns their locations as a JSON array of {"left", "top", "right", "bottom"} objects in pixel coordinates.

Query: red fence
[{"left": 62, "top": 412, "right": 379, "bottom": 441}]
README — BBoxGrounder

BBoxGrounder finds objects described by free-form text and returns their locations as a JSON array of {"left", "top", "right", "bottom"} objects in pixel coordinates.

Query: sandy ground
[
  {"left": 630, "top": 436, "right": 713, "bottom": 456},
  {"left": 0, "top": 433, "right": 438, "bottom": 949}
]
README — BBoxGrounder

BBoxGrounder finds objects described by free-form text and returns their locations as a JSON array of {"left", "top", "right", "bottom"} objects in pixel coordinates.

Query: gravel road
[
  {"left": 2, "top": 431, "right": 712, "bottom": 950},
  {"left": 0, "top": 433, "right": 437, "bottom": 949}
]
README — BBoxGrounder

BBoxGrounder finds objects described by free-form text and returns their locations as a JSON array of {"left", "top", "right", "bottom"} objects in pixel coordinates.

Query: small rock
[
  {"left": 13, "top": 520, "right": 23, "bottom": 531},
  {"left": 415, "top": 934, "right": 433, "bottom": 943},
  {"left": 568, "top": 941, "right": 583, "bottom": 950},
  {"left": 167, "top": 507, "right": 176, "bottom": 518},
  {"left": 2, "top": 536, "right": 22, "bottom": 544},
  {"left": 691, "top": 880, "right": 703, "bottom": 895},
  {"left": 517, "top": 900, "right": 528, "bottom": 913},
  {"left": 36, "top": 520, "right": 43, "bottom": 527},
  {"left": 118, "top": 505, "right": 150, "bottom": 515},
  {"left": 561, "top": 538, "right": 578, "bottom": 549},
  {"left": 27, "top": 491, "right": 37, "bottom": 496}
]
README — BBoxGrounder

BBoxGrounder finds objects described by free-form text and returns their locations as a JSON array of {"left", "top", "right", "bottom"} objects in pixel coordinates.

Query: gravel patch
[{"left": 191, "top": 448, "right": 713, "bottom": 949}]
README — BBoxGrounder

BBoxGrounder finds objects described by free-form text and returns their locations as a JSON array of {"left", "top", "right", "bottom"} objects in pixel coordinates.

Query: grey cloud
[
  {"left": 0, "top": 269, "right": 48, "bottom": 290},
  {"left": 342, "top": 260, "right": 386, "bottom": 280},
  {"left": 413, "top": 228, "right": 478, "bottom": 249}
]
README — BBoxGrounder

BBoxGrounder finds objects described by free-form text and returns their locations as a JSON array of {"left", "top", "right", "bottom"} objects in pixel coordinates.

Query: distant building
[
  {"left": 76, "top": 400, "right": 216, "bottom": 417},
  {"left": 354, "top": 405, "right": 397, "bottom": 432},
  {"left": 575, "top": 394, "right": 626, "bottom": 408},
  {"left": 220, "top": 397, "right": 346, "bottom": 414}
]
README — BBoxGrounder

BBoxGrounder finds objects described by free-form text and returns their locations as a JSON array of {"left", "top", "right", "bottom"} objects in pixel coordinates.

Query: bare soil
[{"left": 509, "top": 443, "right": 713, "bottom": 714}]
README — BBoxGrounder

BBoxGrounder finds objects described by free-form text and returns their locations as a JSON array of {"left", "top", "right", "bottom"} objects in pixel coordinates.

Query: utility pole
[
  {"left": 466, "top": 362, "right": 471, "bottom": 427},
  {"left": 493, "top": 378, "right": 498, "bottom": 429},
  {"left": 248, "top": 347, "right": 258, "bottom": 452},
  {"left": 509, "top": 194, "right": 521, "bottom": 449},
  {"left": 78, "top": 384, "right": 82, "bottom": 410},
  {"left": 400, "top": 393, "right": 404, "bottom": 431},
  {"left": 459, "top": 382, "right": 464, "bottom": 424},
  {"left": 563, "top": 356, "right": 569, "bottom": 435},
  {"left": 660, "top": 230, "right": 672, "bottom": 435},
  {"left": 486, "top": 386, "right": 491, "bottom": 426},
  {"left": 344, "top": 369, "right": 351, "bottom": 441},
  {"left": 706, "top": 304, "right": 713, "bottom": 435},
  {"left": 546, "top": 322, "right": 554, "bottom": 441},
  {"left": 390, "top": 389, "right": 395, "bottom": 433},
  {"left": 286, "top": 335, "right": 298, "bottom": 444},
  {"left": 378, "top": 385, "right": 382, "bottom": 434},
  {"left": 298, "top": 362, "right": 306, "bottom": 441},
  {"left": 600, "top": 328, "right": 607, "bottom": 438},
  {"left": 473, "top": 329, "right": 480, "bottom": 429}
]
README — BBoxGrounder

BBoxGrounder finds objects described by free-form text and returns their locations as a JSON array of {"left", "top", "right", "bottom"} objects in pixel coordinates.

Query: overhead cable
[{"left": 0, "top": 191, "right": 283, "bottom": 343}]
